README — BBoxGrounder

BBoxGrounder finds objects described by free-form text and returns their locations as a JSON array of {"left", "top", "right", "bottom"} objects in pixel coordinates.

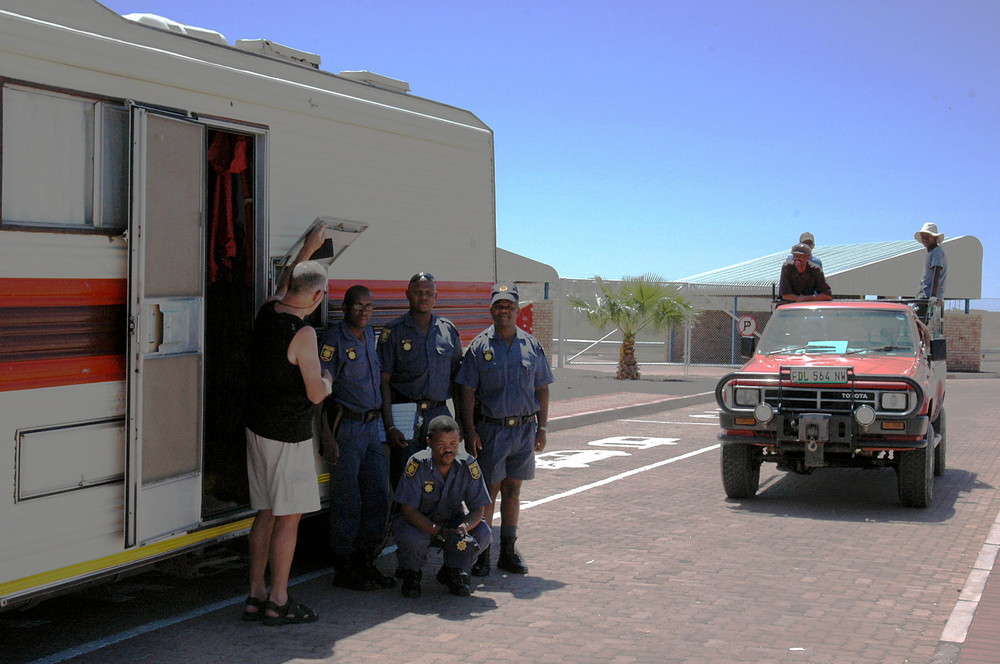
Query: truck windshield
[{"left": 757, "top": 309, "right": 916, "bottom": 357}]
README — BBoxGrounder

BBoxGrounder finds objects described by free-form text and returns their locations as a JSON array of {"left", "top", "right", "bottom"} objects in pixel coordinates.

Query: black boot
[
  {"left": 355, "top": 551, "right": 397, "bottom": 589},
  {"left": 471, "top": 546, "right": 491, "bottom": 577},
  {"left": 398, "top": 569, "right": 422, "bottom": 598},
  {"left": 436, "top": 565, "right": 472, "bottom": 597},
  {"left": 497, "top": 536, "right": 528, "bottom": 574},
  {"left": 331, "top": 554, "right": 377, "bottom": 591}
]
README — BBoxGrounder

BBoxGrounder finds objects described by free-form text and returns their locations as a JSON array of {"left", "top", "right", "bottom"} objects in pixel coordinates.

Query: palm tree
[{"left": 568, "top": 274, "right": 694, "bottom": 380}]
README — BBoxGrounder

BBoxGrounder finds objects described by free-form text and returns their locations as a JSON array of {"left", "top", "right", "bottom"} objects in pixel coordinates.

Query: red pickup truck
[{"left": 715, "top": 301, "right": 947, "bottom": 507}]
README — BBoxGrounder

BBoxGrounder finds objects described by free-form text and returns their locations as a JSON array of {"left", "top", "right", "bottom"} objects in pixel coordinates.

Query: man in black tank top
[{"left": 242, "top": 228, "right": 332, "bottom": 626}]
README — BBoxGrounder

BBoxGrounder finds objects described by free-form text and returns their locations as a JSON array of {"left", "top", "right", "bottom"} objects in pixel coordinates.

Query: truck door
[{"left": 126, "top": 109, "right": 205, "bottom": 546}]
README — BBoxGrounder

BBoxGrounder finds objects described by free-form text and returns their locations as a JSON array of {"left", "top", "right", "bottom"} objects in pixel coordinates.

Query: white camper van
[{"left": 0, "top": 0, "right": 496, "bottom": 608}]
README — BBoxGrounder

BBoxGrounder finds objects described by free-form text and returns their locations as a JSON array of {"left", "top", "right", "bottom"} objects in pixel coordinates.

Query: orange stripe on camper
[
  {"left": 0, "top": 356, "right": 125, "bottom": 392},
  {"left": 0, "top": 278, "right": 125, "bottom": 307}
]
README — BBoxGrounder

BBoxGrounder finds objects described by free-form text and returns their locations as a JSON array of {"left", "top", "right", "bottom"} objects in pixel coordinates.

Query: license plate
[{"left": 789, "top": 367, "right": 848, "bottom": 384}]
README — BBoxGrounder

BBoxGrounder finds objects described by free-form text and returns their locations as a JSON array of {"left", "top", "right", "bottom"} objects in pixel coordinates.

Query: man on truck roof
[{"left": 779, "top": 243, "right": 832, "bottom": 303}]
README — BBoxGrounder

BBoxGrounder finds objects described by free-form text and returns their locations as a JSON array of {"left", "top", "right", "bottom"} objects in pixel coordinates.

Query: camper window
[{"left": 1, "top": 84, "right": 127, "bottom": 231}]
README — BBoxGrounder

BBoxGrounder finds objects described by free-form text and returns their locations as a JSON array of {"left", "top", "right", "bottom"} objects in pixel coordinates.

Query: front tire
[
  {"left": 933, "top": 408, "right": 946, "bottom": 477},
  {"left": 721, "top": 444, "right": 761, "bottom": 499},
  {"left": 898, "top": 423, "right": 934, "bottom": 508}
]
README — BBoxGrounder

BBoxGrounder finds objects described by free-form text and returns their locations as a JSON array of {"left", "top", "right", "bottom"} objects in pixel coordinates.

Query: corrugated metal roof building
[{"left": 678, "top": 236, "right": 983, "bottom": 300}]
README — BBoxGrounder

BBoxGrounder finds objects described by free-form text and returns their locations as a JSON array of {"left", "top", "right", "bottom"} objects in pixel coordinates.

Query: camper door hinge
[{"left": 127, "top": 315, "right": 136, "bottom": 336}]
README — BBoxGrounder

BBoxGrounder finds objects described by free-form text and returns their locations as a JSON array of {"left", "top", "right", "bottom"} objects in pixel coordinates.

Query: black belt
[
  {"left": 416, "top": 399, "right": 446, "bottom": 412},
  {"left": 341, "top": 408, "right": 381, "bottom": 423},
  {"left": 478, "top": 414, "right": 536, "bottom": 428}
]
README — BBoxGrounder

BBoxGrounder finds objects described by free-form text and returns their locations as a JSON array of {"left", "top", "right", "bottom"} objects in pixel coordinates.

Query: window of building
[{"left": 2, "top": 84, "right": 128, "bottom": 230}]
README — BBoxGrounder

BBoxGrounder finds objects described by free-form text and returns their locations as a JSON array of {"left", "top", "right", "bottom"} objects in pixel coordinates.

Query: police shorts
[
  {"left": 246, "top": 428, "right": 321, "bottom": 516},
  {"left": 477, "top": 421, "right": 536, "bottom": 486}
]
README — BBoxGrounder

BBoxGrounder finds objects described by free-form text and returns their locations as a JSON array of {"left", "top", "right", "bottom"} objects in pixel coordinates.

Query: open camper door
[{"left": 126, "top": 110, "right": 205, "bottom": 546}]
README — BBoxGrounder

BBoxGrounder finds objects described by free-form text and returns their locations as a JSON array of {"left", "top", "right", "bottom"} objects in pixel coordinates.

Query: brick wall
[
  {"left": 943, "top": 312, "right": 982, "bottom": 372},
  {"left": 531, "top": 300, "right": 554, "bottom": 357}
]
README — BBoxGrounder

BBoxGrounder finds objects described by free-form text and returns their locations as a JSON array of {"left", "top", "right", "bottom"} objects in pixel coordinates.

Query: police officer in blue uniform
[
  {"left": 319, "top": 285, "right": 396, "bottom": 591},
  {"left": 393, "top": 415, "right": 492, "bottom": 598},
  {"left": 456, "top": 282, "right": 554, "bottom": 577},
  {"left": 377, "top": 273, "right": 464, "bottom": 490}
]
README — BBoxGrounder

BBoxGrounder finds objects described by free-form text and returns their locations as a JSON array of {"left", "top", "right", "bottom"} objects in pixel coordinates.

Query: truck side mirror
[
  {"left": 929, "top": 338, "right": 947, "bottom": 362},
  {"left": 740, "top": 336, "right": 757, "bottom": 359}
]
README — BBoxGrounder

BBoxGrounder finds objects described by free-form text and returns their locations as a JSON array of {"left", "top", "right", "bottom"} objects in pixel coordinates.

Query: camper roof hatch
[
  {"left": 338, "top": 71, "right": 411, "bottom": 94},
  {"left": 122, "top": 13, "right": 229, "bottom": 45},
  {"left": 234, "top": 39, "right": 322, "bottom": 68}
]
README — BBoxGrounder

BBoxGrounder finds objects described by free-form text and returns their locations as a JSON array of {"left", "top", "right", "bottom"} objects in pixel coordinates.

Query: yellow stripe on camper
[{"left": 0, "top": 518, "right": 254, "bottom": 598}]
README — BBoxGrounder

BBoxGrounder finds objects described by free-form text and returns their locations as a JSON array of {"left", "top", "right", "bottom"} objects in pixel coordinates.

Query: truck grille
[{"left": 762, "top": 387, "right": 876, "bottom": 413}]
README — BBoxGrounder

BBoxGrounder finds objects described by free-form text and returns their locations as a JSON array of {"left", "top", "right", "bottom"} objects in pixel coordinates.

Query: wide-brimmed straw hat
[{"left": 914, "top": 222, "right": 944, "bottom": 242}]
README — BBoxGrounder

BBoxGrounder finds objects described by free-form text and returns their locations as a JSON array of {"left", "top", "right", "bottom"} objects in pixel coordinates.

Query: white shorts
[{"left": 246, "top": 428, "right": 321, "bottom": 517}]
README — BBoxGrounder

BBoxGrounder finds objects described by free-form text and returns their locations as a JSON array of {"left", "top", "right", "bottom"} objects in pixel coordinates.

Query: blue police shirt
[
  {"left": 319, "top": 321, "right": 382, "bottom": 412},
  {"left": 377, "top": 313, "right": 463, "bottom": 402},
  {"left": 395, "top": 448, "right": 491, "bottom": 522},
  {"left": 455, "top": 325, "right": 554, "bottom": 419}
]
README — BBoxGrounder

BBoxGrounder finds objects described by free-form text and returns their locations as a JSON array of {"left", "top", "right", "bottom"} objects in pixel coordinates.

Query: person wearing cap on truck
[
  {"left": 914, "top": 222, "right": 947, "bottom": 304},
  {"left": 779, "top": 243, "right": 832, "bottom": 302},
  {"left": 784, "top": 232, "right": 823, "bottom": 268}
]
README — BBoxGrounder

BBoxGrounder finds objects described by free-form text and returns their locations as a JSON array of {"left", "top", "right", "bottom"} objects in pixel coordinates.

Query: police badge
[
  {"left": 405, "top": 459, "right": 419, "bottom": 477},
  {"left": 483, "top": 349, "right": 493, "bottom": 362},
  {"left": 347, "top": 347, "right": 357, "bottom": 360},
  {"left": 320, "top": 344, "right": 335, "bottom": 362},
  {"left": 468, "top": 460, "right": 482, "bottom": 480},
  {"left": 402, "top": 339, "right": 413, "bottom": 352},
  {"left": 379, "top": 328, "right": 390, "bottom": 343},
  {"left": 423, "top": 481, "right": 435, "bottom": 493}
]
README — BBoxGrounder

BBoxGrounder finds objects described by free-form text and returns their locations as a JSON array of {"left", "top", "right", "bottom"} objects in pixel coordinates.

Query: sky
[{"left": 101, "top": 0, "right": 1000, "bottom": 299}]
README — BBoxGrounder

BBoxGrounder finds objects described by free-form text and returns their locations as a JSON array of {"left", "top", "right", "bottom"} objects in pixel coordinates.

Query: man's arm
[
  {"left": 446, "top": 324, "right": 466, "bottom": 429},
  {"left": 929, "top": 266, "right": 943, "bottom": 300},
  {"left": 807, "top": 268, "right": 833, "bottom": 302},
  {"left": 288, "top": 327, "right": 332, "bottom": 404},
  {"left": 272, "top": 225, "right": 326, "bottom": 300},
  {"left": 400, "top": 503, "right": 441, "bottom": 537},
  {"left": 318, "top": 399, "right": 339, "bottom": 466},
  {"left": 380, "top": 371, "right": 407, "bottom": 448},
  {"left": 460, "top": 385, "right": 480, "bottom": 456},
  {"left": 778, "top": 264, "right": 798, "bottom": 302},
  {"left": 454, "top": 505, "right": 484, "bottom": 538},
  {"left": 534, "top": 384, "right": 550, "bottom": 453}
]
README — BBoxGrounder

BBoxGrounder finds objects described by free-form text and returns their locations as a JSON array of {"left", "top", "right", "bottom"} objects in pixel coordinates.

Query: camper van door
[{"left": 126, "top": 109, "right": 205, "bottom": 546}]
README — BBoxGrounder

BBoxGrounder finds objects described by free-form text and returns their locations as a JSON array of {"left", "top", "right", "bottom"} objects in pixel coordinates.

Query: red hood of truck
[{"left": 743, "top": 354, "right": 922, "bottom": 378}]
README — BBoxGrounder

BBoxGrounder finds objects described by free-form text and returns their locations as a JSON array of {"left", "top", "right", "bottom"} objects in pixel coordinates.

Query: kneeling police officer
[{"left": 392, "top": 415, "right": 492, "bottom": 597}]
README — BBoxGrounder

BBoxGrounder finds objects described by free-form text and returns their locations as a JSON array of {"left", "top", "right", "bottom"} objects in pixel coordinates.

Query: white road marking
[
  {"left": 622, "top": 419, "right": 717, "bottom": 426},
  {"left": 535, "top": 449, "right": 630, "bottom": 469},
  {"left": 520, "top": 444, "right": 720, "bottom": 511},
  {"left": 587, "top": 436, "right": 678, "bottom": 449}
]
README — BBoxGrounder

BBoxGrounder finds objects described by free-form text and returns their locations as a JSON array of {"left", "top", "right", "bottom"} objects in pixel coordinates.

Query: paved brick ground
[{"left": 31, "top": 371, "right": 1000, "bottom": 664}]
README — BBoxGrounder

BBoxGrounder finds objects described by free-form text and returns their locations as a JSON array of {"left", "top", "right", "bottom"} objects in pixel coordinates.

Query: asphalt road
[{"left": 5, "top": 377, "right": 1000, "bottom": 664}]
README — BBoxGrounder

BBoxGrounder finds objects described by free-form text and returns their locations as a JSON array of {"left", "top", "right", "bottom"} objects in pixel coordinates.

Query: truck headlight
[
  {"left": 880, "top": 392, "right": 908, "bottom": 411},
  {"left": 735, "top": 388, "right": 761, "bottom": 406},
  {"left": 854, "top": 404, "right": 876, "bottom": 426},
  {"left": 754, "top": 402, "right": 775, "bottom": 424}
]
